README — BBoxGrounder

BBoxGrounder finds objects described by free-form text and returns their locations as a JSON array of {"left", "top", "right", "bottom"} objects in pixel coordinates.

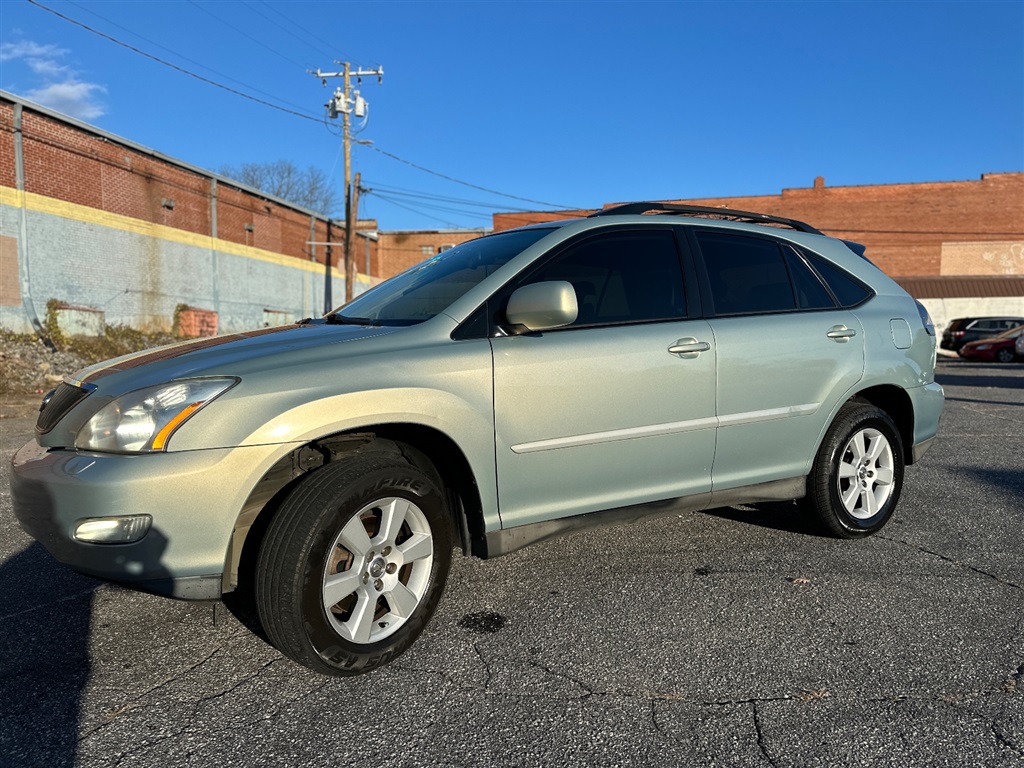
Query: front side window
[
  {"left": 521, "top": 229, "right": 686, "bottom": 327},
  {"left": 335, "top": 228, "right": 554, "bottom": 325}
]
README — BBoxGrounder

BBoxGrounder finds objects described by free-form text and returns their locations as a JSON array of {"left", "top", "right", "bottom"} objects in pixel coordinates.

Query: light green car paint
[{"left": 11, "top": 210, "right": 943, "bottom": 601}]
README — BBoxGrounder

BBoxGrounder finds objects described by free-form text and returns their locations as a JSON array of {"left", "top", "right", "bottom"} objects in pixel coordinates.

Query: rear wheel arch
[{"left": 848, "top": 384, "right": 915, "bottom": 464}]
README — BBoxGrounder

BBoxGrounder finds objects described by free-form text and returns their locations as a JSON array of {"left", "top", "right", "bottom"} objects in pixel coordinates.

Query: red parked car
[{"left": 958, "top": 324, "right": 1024, "bottom": 362}]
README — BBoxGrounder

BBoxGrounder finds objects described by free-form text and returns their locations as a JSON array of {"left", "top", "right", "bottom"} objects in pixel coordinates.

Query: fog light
[{"left": 74, "top": 515, "right": 152, "bottom": 544}]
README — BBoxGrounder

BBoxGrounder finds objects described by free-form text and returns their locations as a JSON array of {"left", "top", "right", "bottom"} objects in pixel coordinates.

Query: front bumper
[{"left": 11, "top": 439, "right": 283, "bottom": 600}]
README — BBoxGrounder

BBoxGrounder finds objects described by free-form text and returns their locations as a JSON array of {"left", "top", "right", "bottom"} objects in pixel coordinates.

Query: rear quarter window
[{"left": 805, "top": 254, "right": 873, "bottom": 308}]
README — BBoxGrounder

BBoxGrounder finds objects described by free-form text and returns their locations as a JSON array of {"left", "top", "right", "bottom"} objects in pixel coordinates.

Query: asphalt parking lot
[{"left": 1, "top": 358, "right": 1021, "bottom": 768}]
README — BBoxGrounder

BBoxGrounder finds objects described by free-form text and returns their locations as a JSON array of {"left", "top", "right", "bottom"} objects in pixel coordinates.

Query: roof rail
[{"left": 590, "top": 202, "right": 823, "bottom": 235}]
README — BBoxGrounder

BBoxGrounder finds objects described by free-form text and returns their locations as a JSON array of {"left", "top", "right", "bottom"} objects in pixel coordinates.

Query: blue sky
[{"left": 2, "top": 0, "right": 1022, "bottom": 231}]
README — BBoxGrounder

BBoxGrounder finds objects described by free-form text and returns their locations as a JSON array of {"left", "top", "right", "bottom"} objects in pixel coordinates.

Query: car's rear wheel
[
  {"left": 804, "top": 402, "right": 904, "bottom": 538},
  {"left": 255, "top": 454, "right": 451, "bottom": 676},
  {"left": 996, "top": 348, "right": 1015, "bottom": 363}
]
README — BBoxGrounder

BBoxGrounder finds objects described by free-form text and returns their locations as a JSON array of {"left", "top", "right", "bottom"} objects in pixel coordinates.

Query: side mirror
[{"left": 505, "top": 281, "right": 578, "bottom": 333}]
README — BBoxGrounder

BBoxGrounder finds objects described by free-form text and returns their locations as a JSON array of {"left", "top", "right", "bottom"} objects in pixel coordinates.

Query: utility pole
[{"left": 313, "top": 62, "right": 383, "bottom": 303}]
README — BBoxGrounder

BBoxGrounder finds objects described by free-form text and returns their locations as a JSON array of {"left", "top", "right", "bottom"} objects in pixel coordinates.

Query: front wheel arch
[{"left": 228, "top": 425, "right": 485, "bottom": 594}]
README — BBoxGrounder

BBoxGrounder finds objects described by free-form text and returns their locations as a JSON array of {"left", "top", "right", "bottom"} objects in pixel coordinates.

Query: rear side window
[
  {"left": 806, "top": 255, "right": 873, "bottom": 308},
  {"left": 696, "top": 232, "right": 796, "bottom": 315},
  {"left": 524, "top": 229, "right": 686, "bottom": 326}
]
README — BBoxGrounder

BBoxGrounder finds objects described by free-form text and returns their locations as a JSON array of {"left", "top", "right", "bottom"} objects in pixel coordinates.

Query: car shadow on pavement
[
  {"left": 961, "top": 467, "right": 1024, "bottom": 497},
  {"left": 944, "top": 395, "right": 1024, "bottom": 407},
  {"left": 936, "top": 369, "right": 1023, "bottom": 390},
  {"left": 702, "top": 500, "right": 825, "bottom": 537},
  {"left": 0, "top": 543, "right": 97, "bottom": 768}
]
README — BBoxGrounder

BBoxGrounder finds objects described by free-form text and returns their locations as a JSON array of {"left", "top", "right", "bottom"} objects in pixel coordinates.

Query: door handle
[
  {"left": 668, "top": 338, "right": 711, "bottom": 356},
  {"left": 826, "top": 325, "right": 857, "bottom": 342}
]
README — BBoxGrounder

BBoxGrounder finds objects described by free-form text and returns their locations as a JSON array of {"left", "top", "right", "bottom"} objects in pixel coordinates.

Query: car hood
[{"left": 73, "top": 322, "right": 397, "bottom": 387}]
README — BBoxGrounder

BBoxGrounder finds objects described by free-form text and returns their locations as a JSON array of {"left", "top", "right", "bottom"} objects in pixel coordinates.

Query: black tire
[
  {"left": 804, "top": 403, "right": 905, "bottom": 538},
  {"left": 996, "top": 348, "right": 1014, "bottom": 363},
  {"left": 255, "top": 454, "right": 452, "bottom": 676}
]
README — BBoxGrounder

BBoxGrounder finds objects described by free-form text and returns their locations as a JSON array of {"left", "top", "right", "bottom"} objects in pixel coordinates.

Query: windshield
[{"left": 331, "top": 228, "right": 554, "bottom": 325}]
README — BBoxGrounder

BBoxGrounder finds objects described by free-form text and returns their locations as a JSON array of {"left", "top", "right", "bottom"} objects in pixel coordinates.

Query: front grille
[{"left": 35, "top": 381, "right": 91, "bottom": 434}]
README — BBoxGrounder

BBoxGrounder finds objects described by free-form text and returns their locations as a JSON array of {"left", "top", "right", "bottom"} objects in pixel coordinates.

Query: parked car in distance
[
  {"left": 12, "top": 203, "right": 944, "bottom": 677},
  {"left": 941, "top": 316, "right": 1024, "bottom": 352},
  {"left": 958, "top": 324, "right": 1024, "bottom": 363}
]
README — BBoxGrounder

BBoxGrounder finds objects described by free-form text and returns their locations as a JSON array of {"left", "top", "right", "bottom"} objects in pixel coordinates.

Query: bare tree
[{"left": 219, "top": 160, "right": 340, "bottom": 216}]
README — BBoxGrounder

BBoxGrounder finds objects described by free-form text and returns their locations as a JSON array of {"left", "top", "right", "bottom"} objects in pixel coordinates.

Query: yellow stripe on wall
[{"left": 0, "top": 185, "right": 353, "bottom": 279}]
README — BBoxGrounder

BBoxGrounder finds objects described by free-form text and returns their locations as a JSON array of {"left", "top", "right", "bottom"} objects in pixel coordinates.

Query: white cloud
[
  {"left": 1, "top": 38, "right": 107, "bottom": 120},
  {"left": 25, "top": 81, "right": 107, "bottom": 120},
  {"left": 0, "top": 40, "right": 68, "bottom": 62}
]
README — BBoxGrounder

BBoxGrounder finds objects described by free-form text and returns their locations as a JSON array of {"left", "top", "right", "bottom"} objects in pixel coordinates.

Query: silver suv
[{"left": 12, "top": 203, "right": 944, "bottom": 676}]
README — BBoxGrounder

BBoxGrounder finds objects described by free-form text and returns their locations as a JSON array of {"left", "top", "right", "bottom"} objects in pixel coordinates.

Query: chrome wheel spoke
[
  {"left": 848, "top": 431, "right": 867, "bottom": 463},
  {"left": 841, "top": 483, "right": 861, "bottom": 512},
  {"left": 338, "top": 517, "right": 373, "bottom": 560},
  {"left": 399, "top": 532, "right": 433, "bottom": 563},
  {"left": 378, "top": 498, "right": 412, "bottom": 544},
  {"left": 323, "top": 569, "right": 362, "bottom": 608},
  {"left": 344, "top": 591, "right": 376, "bottom": 644},
  {"left": 865, "top": 434, "right": 885, "bottom": 462},
  {"left": 838, "top": 461, "right": 858, "bottom": 479},
  {"left": 386, "top": 582, "right": 421, "bottom": 618},
  {"left": 874, "top": 466, "right": 894, "bottom": 485},
  {"left": 863, "top": 486, "right": 879, "bottom": 516}
]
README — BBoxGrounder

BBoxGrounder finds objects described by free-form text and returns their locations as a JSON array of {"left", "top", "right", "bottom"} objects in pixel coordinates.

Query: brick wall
[
  {"left": 376, "top": 229, "right": 489, "bottom": 277},
  {"left": 0, "top": 97, "right": 377, "bottom": 271},
  {"left": 0, "top": 94, "right": 379, "bottom": 334},
  {"left": 492, "top": 175, "right": 1024, "bottom": 278}
]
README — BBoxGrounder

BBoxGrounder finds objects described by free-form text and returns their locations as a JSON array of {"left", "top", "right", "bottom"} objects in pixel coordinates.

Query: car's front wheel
[
  {"left": 804, "top": 402, "right": 905, "bottom": 538},
  {"left": 255, "top": 453, "right": 452, "bottom": 675}
]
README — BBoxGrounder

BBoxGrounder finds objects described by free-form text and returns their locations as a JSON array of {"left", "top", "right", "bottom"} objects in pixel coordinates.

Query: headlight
[
  {"left": 76, "top": 378, "right": 238, "bottom": 453},
  {"left": 975, "top": 344, "right": 991, "bottom": 351}
]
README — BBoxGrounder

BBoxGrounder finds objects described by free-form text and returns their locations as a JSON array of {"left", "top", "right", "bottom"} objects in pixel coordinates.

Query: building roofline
[
  {"left": 381, "top": 228, "right": 491, "bottom": 235},
  {"left": 1, "top": 89, "right": 345, "bottom": 225}
]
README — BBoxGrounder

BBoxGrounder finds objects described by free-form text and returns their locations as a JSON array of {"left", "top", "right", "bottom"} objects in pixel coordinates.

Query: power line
[
  {"left": 61, "top": 0, "right": 312, "bottom": 110},
  {"left": 29, "top": 0, "right": 322, "bottom": 122},
  {"left": 362, "top": 181, "right": 552, "bottom": 212},
  {"left": 362, "top": 189, "right": 493, "bottom": 220},
  {"left": 252, "top": 0, "right": 360, "bottom": 64},
  {"left": 367, "top": 193, "right": 470, "bottom": 229},
  {"left": 364, "top": 145, "right": 578, "bottom": 209},
  {"left": 29, "top": 0, "right": 590, "bottom": 222},
  {"left": 185, "top": 0, "right": 310, "bottom": 70}
]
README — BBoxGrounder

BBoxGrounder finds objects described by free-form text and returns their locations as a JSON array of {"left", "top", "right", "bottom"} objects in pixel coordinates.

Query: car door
[
  {"left": 690, "top": 230, "right": 867, "bottom": 490},
  {"left": 490, "top": 227, "right": 717, "bottom": 528}
]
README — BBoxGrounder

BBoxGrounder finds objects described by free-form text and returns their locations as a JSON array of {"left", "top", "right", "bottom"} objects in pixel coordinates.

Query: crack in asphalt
[
  {"left": 752, "top": 700, "right": 779, "bottom": 768},
  {"left": 95, "top": 657, "right": 303, "bottom": 767},
  {"left": 473, "top": 641, "right": 495, "bottom": 690},
  {"left": 879, "top": 535, "right": 1023, "bottom": 593},
  {"left": 77, "top": 646, "right": 226, "bottom": 743},
  {"left": 992, "top": 718, "right": 1023, "bottom": 757}
]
